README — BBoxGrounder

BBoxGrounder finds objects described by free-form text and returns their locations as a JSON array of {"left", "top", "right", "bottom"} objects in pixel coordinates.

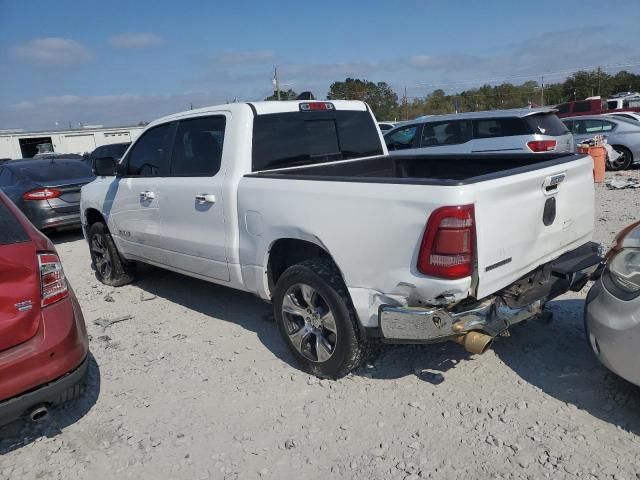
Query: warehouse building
[{"left": 0, "top": 125, "right": 145, "bottom": 159}]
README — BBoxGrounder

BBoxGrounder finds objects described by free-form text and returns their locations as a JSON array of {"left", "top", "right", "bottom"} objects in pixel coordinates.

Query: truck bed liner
[{"left": 248, "top": 153, "right": 586, "bottom": 186}]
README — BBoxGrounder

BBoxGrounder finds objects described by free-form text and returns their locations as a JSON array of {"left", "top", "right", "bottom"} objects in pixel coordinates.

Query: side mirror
[{"left": 94, "top": 157, "right": 116, "bottom": 176}]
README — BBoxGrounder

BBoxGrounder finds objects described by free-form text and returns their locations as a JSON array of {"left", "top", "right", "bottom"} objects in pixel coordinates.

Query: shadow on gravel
[
  {"left": 133, "top": 263, "right": 292, "bottom": 362},
  {"left": 355, "top": 342, "right": 473, "bottom": 384},
  {"left": 133, "top": 264, "right": 476, "bottom": 383},
  {"left": 47, "top": 229, "right": 84, "bottom": 245},
  {"left": 494, "top": 298, "right": 640, "bottom": 437},
  {"left": 0, "top": 352, "right": 101, "bottom": 454}
]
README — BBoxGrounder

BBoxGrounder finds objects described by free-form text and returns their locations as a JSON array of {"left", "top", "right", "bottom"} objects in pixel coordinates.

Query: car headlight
[
  {"left": 605, "top": 221, "right": 640, "bottom": 295},
  {"left": 608, "top": 248, "right": 640, "bottom": 293}
]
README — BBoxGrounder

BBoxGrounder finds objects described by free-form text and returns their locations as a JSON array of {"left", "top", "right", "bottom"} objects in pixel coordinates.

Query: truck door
[
  {"left": 108, "top": 123, "right": 172, "bottom": 263},
  {"left": 155, "top": 114, "right": 230, "bottom": 281}
]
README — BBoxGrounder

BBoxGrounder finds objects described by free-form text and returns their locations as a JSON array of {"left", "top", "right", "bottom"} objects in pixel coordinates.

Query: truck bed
[{"left": 248, "top": 152, "right": 585, "bottom": 185}]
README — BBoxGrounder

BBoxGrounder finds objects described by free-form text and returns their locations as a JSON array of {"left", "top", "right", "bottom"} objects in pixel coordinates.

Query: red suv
[{"left": 0, "top": 190, "right": 89, "bottom": 425}]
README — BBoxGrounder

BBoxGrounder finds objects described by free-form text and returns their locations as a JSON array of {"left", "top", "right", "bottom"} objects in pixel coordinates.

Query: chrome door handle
[
  {"left": 195, "top": 193, "right": 216, "bottom": 204},
  {"left": 139, "top": 191, "right": 155, "bottom": 200}
]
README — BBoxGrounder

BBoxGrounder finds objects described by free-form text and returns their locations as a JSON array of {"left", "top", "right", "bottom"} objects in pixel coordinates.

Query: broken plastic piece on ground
[{"left": 606, "top": 178, "right": 640, "bottom": 190}]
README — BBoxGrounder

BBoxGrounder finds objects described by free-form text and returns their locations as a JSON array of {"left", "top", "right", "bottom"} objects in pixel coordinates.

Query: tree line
[{"left": 265, "top": 68, "right": 640, "bottom": 121}]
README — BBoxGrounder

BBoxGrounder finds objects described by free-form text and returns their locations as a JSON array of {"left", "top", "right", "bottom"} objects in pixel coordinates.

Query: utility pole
[
  {"left": 403, "top": 87, "right": 408, "bottom": 120},
  {"left": 597, "top": 66, "right": 601, "bottom": 96},
  {"left": 274, "top": 67, "right": 281, "bottom": 101},
  {"left": 540, "top": 76, "right": 544, "bottom": 106}
]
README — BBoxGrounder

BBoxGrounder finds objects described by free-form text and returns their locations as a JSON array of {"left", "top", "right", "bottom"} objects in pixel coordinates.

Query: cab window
[
  {"left": 125, "top": 124, "right": 172, "bottom": 176},
  {"left": 170, "top": 116, "right": 226, "bottom": 177},
  {"left": 385, "top": 125, "right": 419, "bottom": 150},
  {"left": 421, "top": 120, "right": 471, "bottom": 147}
]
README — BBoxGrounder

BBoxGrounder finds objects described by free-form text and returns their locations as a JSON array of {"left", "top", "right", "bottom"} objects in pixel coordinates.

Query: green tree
[
  {"left": 264, "top": 89, "right": 298, "bottom": 101},
  {"left": 327, "top": 78, "right": 399, "bottom": 120}
]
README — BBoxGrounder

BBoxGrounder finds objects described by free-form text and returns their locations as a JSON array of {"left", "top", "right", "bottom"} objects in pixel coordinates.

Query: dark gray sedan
[{"left": 0, "top": 158, "right": 95, "bottom": 231}]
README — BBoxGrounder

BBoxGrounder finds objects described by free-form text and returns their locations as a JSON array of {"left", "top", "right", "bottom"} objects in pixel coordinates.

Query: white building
[{"left": 0, "top": 125, "right": 145, "bottom": 159}]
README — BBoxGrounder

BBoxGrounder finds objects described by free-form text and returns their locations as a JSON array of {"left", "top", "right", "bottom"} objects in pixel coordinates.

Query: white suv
[{"left": 384, "top": 108, "right": 574, "bottom": 155}]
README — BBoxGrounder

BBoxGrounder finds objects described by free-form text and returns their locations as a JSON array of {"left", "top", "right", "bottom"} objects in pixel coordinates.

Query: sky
[{"left": 1, "top": 0, "right": 639, "bottom": 130}]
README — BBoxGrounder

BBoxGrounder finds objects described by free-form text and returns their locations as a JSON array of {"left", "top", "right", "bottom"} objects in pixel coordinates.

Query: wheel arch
[{"left": 265, "top": 237, "right": 346, "bottom": 299}]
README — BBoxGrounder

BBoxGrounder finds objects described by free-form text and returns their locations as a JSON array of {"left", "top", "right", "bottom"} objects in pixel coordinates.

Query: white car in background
[
  {"left": 384, "top": 108, "right": 574, "bottom": 155},
  {"left": 605, "top": 111, "right": 640, "bottom": 124}
]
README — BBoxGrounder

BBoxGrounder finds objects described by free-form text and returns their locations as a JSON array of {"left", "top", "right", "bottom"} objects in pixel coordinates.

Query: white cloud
[
  {"left": 109, "top": 33, "right": 163, "bottom": 49},
  {"left": 212, "top": 49, "right": 275, "bottom": 64},
  {"left": 10, "top": 37, "right": 94, "bottom": 66}
]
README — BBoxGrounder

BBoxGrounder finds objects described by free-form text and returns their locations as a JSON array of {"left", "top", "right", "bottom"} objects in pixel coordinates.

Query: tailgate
[{"left": 473, "top": 155, "right": 594, "bottom": 299}]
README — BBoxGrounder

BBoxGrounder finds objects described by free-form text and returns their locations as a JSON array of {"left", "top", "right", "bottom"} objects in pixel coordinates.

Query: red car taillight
[
  {"left": 527, "top": 140, "right": 557, "bottom": 152},
  {"left": 23, "top": 188, "right": 62, "bottom": 201},
  {"left": 417, "top": 205, "right": 475, "bottom": 279},
  {"left": 38, "top": 252, "right": 69, "bottom": 307}
]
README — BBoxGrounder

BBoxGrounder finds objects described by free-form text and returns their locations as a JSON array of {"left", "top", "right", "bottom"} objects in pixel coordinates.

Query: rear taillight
[
  {"left": 527, "top": 140, "right": 557, "bottom": 152},
  {"left": 417, "top": 205, "right": 475, "bottom": 279},
  {"left": 38, "top": 253, "right": 68, "bottom": 307},
  {"left": 23, "top": 188, "right": 61, "bottom": 201}
]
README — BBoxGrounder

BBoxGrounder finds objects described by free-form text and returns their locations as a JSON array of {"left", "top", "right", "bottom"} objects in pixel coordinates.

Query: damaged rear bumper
[{"left": 379, "top": 241, "right": 603, "bottom": 344}]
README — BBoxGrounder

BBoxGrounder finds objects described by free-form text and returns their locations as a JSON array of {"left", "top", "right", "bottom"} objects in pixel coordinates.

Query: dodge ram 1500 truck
[{"left": 81, "top": 100, "right": 601, "bottom": 378}]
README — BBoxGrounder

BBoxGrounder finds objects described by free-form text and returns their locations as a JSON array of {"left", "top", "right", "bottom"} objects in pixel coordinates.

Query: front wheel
[
  {"left": 88, "top": 222, "right": 135, "bottom": 286},
  {"left": 273, "top": 258, "right": 367, "bottom": 379}
]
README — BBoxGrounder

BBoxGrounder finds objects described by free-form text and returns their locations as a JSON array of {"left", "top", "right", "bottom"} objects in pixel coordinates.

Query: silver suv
[{"left": 384, "top": 108, "right": 574, "bottom": 155}]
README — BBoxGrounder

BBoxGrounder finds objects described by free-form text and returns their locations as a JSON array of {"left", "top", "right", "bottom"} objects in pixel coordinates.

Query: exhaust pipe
[
  {"left": 453, "top": 331, "right": 493, "bottom": 355},
  {"left": 29, "top": 405, "right": 49, "bottom": 422}
]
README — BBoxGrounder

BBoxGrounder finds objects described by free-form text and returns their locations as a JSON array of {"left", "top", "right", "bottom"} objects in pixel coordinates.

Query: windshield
[
  {"left": 252, "top": 110, "right": 383, "bottom": 171},
  {"left": 19, "top": 160, "right": 95, "bottom": 183},
  {"left": 525, "top": 113, "right": 569, "bottom": 136}
]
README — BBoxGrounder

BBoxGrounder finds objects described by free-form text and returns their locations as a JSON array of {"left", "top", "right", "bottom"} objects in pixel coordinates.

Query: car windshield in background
[
  {"left": 252, "top": 110, "right": 383, "bottom": 171},
  {"left": 525, "top": 113, "right": 569, "bottom": 136},
  {"left": 19, "top": 160, "right": 95, "bottom": 183},
  {"left": 0, "top": 199, "right": 29, "bottom": 245}
]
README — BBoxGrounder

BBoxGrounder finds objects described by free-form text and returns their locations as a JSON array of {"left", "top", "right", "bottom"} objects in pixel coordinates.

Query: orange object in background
[
  {"left": 577, "top": 145, "right": 606, "bottom": 183},
  {"left": 589, "top": 146, "right": 606, "bottom": 183}
]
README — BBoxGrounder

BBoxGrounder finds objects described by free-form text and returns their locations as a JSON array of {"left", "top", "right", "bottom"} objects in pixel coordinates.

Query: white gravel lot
[{"left": 1, "top": 168, "right": 640, "bottom": 480}]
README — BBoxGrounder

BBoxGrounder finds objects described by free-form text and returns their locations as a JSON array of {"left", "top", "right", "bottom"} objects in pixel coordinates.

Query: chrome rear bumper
[
  {"left": 379, "top": 241, "right": 603, "bottom": 344},
  {"left": 379, "top": 299, "right": 543, "bottom": 343}
]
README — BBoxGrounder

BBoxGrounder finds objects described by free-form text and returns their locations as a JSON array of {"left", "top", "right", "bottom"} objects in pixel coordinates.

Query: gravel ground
[{"left": 2, "top": 168, "right": 640, "bottom": 480}]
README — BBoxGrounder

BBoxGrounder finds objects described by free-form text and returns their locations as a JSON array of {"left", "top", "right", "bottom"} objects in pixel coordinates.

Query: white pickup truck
[{"left": 81, "top": 100, "right": 602, "bottom": 378}]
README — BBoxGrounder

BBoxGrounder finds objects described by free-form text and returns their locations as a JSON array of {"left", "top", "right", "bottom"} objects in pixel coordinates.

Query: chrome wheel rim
[
  {"left": 282, "top": 283, "right": 338, "bottom": 363},
  {"left": 91, "top": 234, "right": 112, "bottom": 278}
]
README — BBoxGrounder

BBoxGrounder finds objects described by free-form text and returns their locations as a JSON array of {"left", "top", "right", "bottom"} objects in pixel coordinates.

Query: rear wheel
[
  {"left": 88, "top": 222, "right": 135, "bottom": 286},
  {"left": 273, "top": 258, "right": 367, "bottom": 379},
  {"left": 607, "top": 145, "right": 633, "bottom": 171}
]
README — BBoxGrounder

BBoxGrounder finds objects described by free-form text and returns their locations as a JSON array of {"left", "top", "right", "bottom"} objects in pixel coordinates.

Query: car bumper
[
  {"left": 379, "top": 242, "right": 602, "bottom": 343},
  {"left": 585, "top": 279, "right": 640, "bottom": 386},
  {"left": 0, "top": 289, "right": 89, "bottom": 425}
]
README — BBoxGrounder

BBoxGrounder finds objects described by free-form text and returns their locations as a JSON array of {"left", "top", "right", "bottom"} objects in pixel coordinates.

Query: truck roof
[{"left": 148, "top": 100, "right": 369, "bottom": 128}]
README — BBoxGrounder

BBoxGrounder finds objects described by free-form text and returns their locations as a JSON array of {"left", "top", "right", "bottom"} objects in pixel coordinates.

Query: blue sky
[{"left": 1, "top": 0, "right": 639, "bottom": 129}]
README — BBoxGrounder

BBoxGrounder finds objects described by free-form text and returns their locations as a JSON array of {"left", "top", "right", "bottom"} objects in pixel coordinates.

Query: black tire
[
  {"left": 88, "top": 222, "right": 135, "bottom": 286},
  {"left": 273, "top": 258, "right": 368, "bottom": 379},
  {"left": 607, "top": 145, "right": 633, "bottom": 171}
]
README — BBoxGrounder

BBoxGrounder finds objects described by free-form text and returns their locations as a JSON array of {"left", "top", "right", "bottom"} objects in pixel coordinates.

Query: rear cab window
[
  {"left": 252, "top": 109, "right": 383, "bottom": 171},
  {"left": 0, "top": 198, "right": 29, "bottom": 245}
]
